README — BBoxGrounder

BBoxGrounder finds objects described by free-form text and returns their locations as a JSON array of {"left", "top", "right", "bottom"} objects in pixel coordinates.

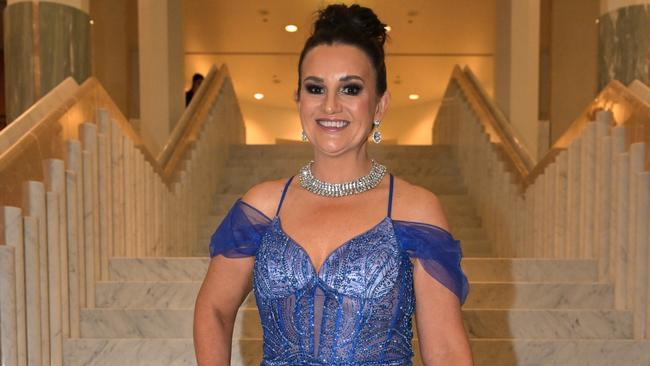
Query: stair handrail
[
  {"left": 446, "top": 65, "right": 650, "bottom": 187},
  {"left": 156, "top": 64, "right": 218, "bottom": 170},
  {"left": 448, "top": 66, "right": 534, "bottom": 184}
]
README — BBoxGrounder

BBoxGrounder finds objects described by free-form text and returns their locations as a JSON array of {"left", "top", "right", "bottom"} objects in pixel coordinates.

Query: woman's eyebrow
[
  {"left": 340, "top": 75, "right": 364, "bottom": 82},
  {"left": 303, "top": 76, "right": 324, "bottom": 83}
]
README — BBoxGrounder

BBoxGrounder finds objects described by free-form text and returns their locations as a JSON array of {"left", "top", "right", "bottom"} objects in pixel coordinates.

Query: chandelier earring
[
  {"left": 301, "top": 130, "right": 309, "bottom": 142},
  {"left": 372, "top": 120, "right": 382, "bottom": 144}
]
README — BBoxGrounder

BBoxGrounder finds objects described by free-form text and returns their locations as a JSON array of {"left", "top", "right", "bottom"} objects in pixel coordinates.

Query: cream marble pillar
[
  {"left": 1, "top": 206, "right": 27, "bottom": 366},
  {"left": 43, "top": 159, "right": 69, "bottom": 339},
  {"left": 137, "top": 0, "right": 184, "bottom": 154},
  {"left": 615, "top": 152, "right": 630, "bottom": 310},
  {"left": 45, "top": 191, "right": 62, "bottom": 366},
  {"left": 628, "top": 143, "right": 645, "bottom": 308},
  {"left": 110, "top": 120, "right": 125, "bottom": 258},
  {"left": 123, "top": 137, "right": 135, "bottom": 257},
  {"left": 65, "top": 140, "right": 85, "bottom": 308},
  {"left": 610, "top": 126, "right": 627, "bottom": 284},
  {"left": 580, "top": 123, "right": 597, "bottom": 258},
  {"left": 22, "top": 216, "right": 41, "bottom": 366},
  {"left": 97, "top": 112, "right": 112, "bottom": 280},
  {"left": 0, "top": 245, "right": 18, "bottom": 366},
  {"left": 597, "top": 136, "right": 613, "bottom": 280},
  {"left": 22, "top": 180, "right": 50, "bottom": 364},
  {"left": 634, "top": 172, "right": 649, "bottom": 339},
  {"left": 567, "top": 139, "right": 582, "bottom": 259},
  {"left": 554, "top": 152, "right": 569, "bottom": 258},
  {"left": 80, "top": 123, "right": 98, "bottom": 307},
  {"left": 65, "top": 170, "right": 80, "bottom": 338}
]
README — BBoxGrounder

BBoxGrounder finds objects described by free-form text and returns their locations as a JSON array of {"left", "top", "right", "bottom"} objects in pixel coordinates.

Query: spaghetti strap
[
  {"left": 275, "top": 176, "right": 295, "bottom": 217},
  {"left": 387, "top": 173, "right": 394, "bottom": 218}
]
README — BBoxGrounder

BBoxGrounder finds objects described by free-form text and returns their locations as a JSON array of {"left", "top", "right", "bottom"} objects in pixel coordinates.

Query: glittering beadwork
[
  {"left": 298, "top": 160, "right": 387, "bottom": 197},
  {"left": 254, "top": 217, "right": 415, "bottom": 365}
]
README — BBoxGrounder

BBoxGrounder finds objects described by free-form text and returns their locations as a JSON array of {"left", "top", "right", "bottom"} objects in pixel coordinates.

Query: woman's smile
[{"left": 316, "top": 118, "right": 350, "bottom": 131}]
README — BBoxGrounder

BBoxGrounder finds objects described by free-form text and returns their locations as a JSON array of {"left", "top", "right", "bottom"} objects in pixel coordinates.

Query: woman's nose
[{"left": 324, "top": 92, "right": 340, "bottom": 114}]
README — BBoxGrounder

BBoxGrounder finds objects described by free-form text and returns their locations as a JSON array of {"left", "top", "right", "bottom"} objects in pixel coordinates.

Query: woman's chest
[{"left": 253, "top": 218, "right": 411, "bottom": 300}]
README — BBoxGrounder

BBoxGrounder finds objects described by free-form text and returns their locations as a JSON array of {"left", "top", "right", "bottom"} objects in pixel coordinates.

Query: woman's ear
[{"left": 374, "top": 90, "right": 391, "bottom": 121}]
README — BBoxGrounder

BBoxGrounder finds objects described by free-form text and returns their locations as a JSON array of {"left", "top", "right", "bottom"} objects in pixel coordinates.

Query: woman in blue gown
[{"left": 193, "top": 4, "right": 472, "bottom": 365}]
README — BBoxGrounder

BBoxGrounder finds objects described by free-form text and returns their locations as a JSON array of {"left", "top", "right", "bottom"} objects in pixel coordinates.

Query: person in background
[{"left": 186, "top": 73, "right": 204, "bottom": 106}]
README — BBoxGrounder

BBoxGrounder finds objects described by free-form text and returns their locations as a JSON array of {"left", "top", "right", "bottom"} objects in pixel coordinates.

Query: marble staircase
[{"left": 62, "top": 145, "right": 650, "bottom": 365}]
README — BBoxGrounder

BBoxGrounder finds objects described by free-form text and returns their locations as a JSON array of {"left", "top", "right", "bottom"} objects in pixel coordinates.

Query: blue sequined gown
[{"left": 209, "top": 174, "right": 468, "bottom": 365}]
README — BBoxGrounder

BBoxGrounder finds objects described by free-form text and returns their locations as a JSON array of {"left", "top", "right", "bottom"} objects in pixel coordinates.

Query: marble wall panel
[
  {"left": 38, "top": 2, "right": 90, "bottom": 95},
  {"left": 598, "top": 4, "right": 650, "bottom": 89},
  {"left": 3, "top": 2, "right": 35, "bottom": 122}
]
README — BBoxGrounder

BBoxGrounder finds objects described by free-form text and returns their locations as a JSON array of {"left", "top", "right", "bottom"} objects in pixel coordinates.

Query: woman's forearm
[{"left": 194, "top": 300, "right": 235, "bottom": 366}]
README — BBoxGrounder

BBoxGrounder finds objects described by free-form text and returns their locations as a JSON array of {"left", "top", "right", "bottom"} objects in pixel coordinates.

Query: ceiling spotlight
[
  {"left": 89, "top": 19, "right": 95, "bottom": 25},
  {"left": 384, "top": 25, "right": 391, "bottom": 32},
  {"left": 408, "top": 94, "right": 420, "bottom": 100},
  {"left": 285, "top": 24, "right": 298, "bottom": 33},
  {"left": 254, "top": 93, "right": 265, "bottom": 100}
]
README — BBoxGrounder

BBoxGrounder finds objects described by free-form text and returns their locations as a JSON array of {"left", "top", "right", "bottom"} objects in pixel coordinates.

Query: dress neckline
[{"left": 275, "top": 215, "right": 392, "bottom": 275}]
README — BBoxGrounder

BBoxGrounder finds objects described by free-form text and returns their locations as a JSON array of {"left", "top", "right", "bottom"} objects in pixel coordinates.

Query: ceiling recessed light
[
  {"left": 384, "top": 25, "right": 391, "bottom": 32},
  {"left": 254, "top": 93, "right": 265, "bottom": 100},
  {"left": 285, "top": 24, "right": 298, "bottom": 33},
  {"left": 408, "top": 94, "right": 420, "bottom": 100},
  {"left": 89, "top": 19, "right": 95, "bottom": 25}
]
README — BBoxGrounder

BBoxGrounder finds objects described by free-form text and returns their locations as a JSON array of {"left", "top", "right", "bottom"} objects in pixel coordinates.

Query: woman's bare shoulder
[
  {"left": 391, "top": 175, "right": 450, "bottom": 231},
  {"left": 240, "top": 178, "right": 291, "bottom": 219}
]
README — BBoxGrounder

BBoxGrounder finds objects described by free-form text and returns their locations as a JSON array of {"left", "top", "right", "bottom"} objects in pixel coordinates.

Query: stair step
[
  {"left": 95, "top": 281, "right": 612, "bottom": 309},
  {"left": 63, "top": 338, "right": 650, "bottom": 366},
  {"left": 79, "top": 308, "right": 631, "bottom": 339},
  {"left": 109, "top": 258, "right": 599, "bottom": 282}
]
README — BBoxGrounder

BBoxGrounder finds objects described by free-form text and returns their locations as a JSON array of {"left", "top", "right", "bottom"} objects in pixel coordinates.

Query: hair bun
[{"left": 313, "top": 4, "right": 387, "bottom": 48}]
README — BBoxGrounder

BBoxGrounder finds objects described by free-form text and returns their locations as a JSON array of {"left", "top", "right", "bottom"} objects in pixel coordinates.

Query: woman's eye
[
  {"left": 341, "top": 84, "right": 362, "bottom": 95},
  {"left": 305, "top": 84, "right": 324, "bottom": 94}
]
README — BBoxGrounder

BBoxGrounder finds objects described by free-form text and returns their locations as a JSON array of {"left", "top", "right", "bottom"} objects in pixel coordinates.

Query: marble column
[
  {"left": 137, "top": 0, "right": 184, "bottom": 154},
  {"left": 3, "top": 0, "right": 90, "bottom": 123},
  {"left": 598, "top": 3, "right": 650, "bottom": 89}
]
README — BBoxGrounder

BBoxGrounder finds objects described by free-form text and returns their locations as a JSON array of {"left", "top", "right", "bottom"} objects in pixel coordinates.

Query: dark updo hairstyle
[{"left": 297, "top": 4, "right": 388, "bottom": 97}]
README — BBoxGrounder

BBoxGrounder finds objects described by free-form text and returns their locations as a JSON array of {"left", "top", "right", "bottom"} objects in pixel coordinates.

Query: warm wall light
[
  {"left": 285, "top": 24, "right": 298, "bottom": 32},
  {"left": 384, "top": 25, "right": 391, "bottom": 32},
  {"left": 90, "top": 19, "right": 95, "bottom": 25},
  {"left": 408, "top": 94, "right": 420, "bottom": 100},
  {"left": 254, "top": 93, "right": 265, "bottom": 100}
]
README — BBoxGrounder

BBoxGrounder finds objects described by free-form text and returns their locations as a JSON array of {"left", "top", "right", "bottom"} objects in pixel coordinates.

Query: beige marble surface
[
  {"left": 1, "top": 206, "right": 27, "bottom": 366},
  {"left": 0, "top": 245, "right": 18, "bottom": 366},
  {"left": 46, "top": 191, "right": 63, "bottom": 366},
  {"left": 22, "top": 216, "right": 42, "bottom": 365}
]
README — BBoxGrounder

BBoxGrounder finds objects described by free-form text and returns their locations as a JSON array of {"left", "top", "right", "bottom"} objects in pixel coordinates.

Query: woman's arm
[
  {"left": 414, "top": 260, "right": 472, "bottom": 365},
  {"left": 193, "top": 255, "right": 254, "bottom": 365},
  {"left": 392, "top": 178, "right": 472, "bottom": 365}
]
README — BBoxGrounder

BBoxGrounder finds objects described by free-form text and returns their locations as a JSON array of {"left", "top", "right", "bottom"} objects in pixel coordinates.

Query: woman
[{"left": 194, "top": 4, "right": 472, "bottom": 365}]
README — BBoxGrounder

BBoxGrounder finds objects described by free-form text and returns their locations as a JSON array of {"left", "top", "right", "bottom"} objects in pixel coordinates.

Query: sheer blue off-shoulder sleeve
[
  {"left": 209, "top": 199, "right": 272, "bottom": 258},
  {"left": 393, "top": 220, "right": 469, "bottom": 304}
]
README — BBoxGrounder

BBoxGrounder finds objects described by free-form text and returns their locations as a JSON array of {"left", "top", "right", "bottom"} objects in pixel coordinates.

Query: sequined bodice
[
  {"left": 208, "top": 174, "right": 468, "bottom": 366},
  {"left": 254, "top": 216, "right": 415, "bottom": 365}
]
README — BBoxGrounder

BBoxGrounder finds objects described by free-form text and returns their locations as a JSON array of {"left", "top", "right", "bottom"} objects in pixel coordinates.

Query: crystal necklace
[{"left": 298, "top": 159, "right": 387, "bottom": 197}]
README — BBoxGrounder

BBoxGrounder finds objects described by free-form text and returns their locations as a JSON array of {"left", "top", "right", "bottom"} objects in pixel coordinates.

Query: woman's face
[{"left": 297, "top": 44, "right": 389, "bottom": 156}]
